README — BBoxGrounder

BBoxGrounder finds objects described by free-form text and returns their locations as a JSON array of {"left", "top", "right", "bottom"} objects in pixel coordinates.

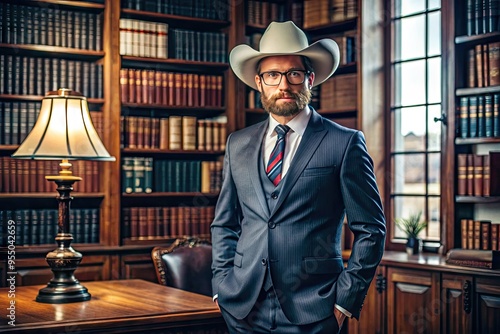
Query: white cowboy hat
[{"left": 229, "top": 21, "right": 340, "bottom": 90}]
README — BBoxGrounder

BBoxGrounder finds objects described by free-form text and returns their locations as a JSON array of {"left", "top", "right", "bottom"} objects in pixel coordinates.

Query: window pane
[
  {"left": 428, "top": 12, "right": 441, "bottom": 56},
  {"left": 393, "top": 196, "right": 426, "bottom": 238},
  {"left": 394, "top": 60, "right": 426, "bottom": 106},
  {"left": 428, "top": 104, "right": 442, "bottom": 150},
  {"left": 427, "top": 197, "right": 440, "bottom": 240},
  {"left": 428, "top": 0, "right": 441, "bottom": 11},
  {"left": 393, "top": 106, "right": 427, "bottom": 152},
  {"left": 428, "top": 153, "right": 440, "bottom": 195},
  {"left": 395, "top": 0, "right": 426, "bottom": 17},
  {"left": 394, "top": 15, "right": 426, "bottom": 61},
  {"left": 427, "top": 57, "right": 441, "bottom": 103},
  {"left": 392, "top": 154, "right": 426, "bottom": 194}
]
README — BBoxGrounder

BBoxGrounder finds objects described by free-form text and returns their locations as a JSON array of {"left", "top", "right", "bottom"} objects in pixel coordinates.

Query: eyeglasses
[{"left": 259, "top": 70, "right": 310, "bottom": 86}]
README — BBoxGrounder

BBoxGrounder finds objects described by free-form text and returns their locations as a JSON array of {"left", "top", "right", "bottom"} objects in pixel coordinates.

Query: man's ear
[
  {"left": 308, "top": 72, "right": 315, "bottom": 89},
  {"left": 255, "top": 75, "right": 262, "bottom": 92}
]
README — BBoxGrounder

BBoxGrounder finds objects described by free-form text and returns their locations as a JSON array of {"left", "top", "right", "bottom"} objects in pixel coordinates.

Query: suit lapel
[
  {"left": 246, "top": 120, "right": 271, "bottom": 218},
  {"left": 270, "top": 110, "right": 326, "bottom": 218}
]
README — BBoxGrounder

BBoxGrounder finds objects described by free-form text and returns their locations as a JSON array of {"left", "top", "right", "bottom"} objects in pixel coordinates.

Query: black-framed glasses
[{"left": 259, "top": 70, "right": 310, "bottom": 86}]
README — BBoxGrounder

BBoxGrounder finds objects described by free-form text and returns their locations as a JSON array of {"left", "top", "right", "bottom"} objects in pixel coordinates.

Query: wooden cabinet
[
  {"left": 346, "top": 252, "right": 500, "bottom": 334},
  {"left": 441, "top": 273, "right": 473, "bottom": 334},
  {"left": 386, "top": 267, "right": 440, "bottom": 334}
]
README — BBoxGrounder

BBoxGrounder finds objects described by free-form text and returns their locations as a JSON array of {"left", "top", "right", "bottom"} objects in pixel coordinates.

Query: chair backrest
[{"left": 151, "top": 237, "right": 213, "bottom": 296}]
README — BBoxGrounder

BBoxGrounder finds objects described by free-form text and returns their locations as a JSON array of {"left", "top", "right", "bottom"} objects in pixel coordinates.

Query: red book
[
  {"left": 492, "top": 224, "right": 499, "bottom": 251},
  {"left": 135, "top": 69, "right": 142, "bottom": 104},
  {"left": 174, "top": 73, "right": 182, "bottom": 106},
  {"left": 473, "top": 155, "right": 484, "bottom": 196},
  {"left": 161, "top": 72, "right": 168, "bottom": 105},
  {"left": 120, "top": 68, "right": 128, "bottom": 103},
  {"left": 484, "top": 154, "right": 491, "bottom": 196},
  {"left": 457, "top": 154, "right": 467, "bottom": 196},
  {"left": 481, "top": 220, "right": 492, "bottom": 250},
  {"left": 154, "top": 71, "right": 162, "bottom": 104},
  {"left": 128, "top": 69, "right": 136, "bottom": 103},
  {"left": 467, "top": 154, "right": 474, "bottom": 196},
  {"left": 141, "top": 70, "right": 148, "bottom": 104},
  {"left": 168, "top": 72, "right": 175, "bottom": 106}
]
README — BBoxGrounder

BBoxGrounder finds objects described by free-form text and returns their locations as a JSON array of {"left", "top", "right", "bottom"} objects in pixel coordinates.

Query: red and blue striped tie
[{"left": 266, "top": 124, "right": 290, "bottom": 186}]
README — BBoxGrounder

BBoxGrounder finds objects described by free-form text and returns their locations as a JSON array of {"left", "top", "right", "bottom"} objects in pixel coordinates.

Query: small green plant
[{"left": 395, "top": 212, "right": 428, "bottom": 239}]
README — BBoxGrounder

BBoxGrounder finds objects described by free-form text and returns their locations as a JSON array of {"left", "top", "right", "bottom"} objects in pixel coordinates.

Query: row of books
[
  {"left": 303, "top": 0, "right": 357, "bottom": 29},
  {"left": 0, "top": 101, "right": 40, "bottom": 145},
  {"left": 0, "top": 3, "right": 103, "bottom": 50},
  {"left": 122, "top": 205, "right": 214, "bottom": 239},
  {"left": 320, "top": 73, "right": 357, "bottom": 111},
  {"left": 122, "top": 157, "right": 222, "bottom": 193},
  {"left": 122, "top": 116, "right": 227, "bottom": 151},
  {"left": 246, "top": 1, "right": 287, "bottom": 26},
  {"left": 119, "top": 19, "right": 168, "bottom": 58},
  {"left": 120, "top": 0, "right": 229, "bottom": 21},
  {"left": 0, "top": 208, "right": 99, "bottom": 247},
  {"left": 119, "top": 69, "right": 224, "bottom": 107},
  {"left": 457, "top": 95, "right": 500, "bottom": 139},
  {"left": 0, "top": 157, "right": 102, "bottom": 193},
  {"left": 457, "top": 152, "right": 500, "bottom": 197},
  {"left": 0, "top": 55, "right": 104, "bottom": 98},
  {"left": 460, "top": 219, "right": 499, "bottom": 251},
  {"left": 0, "top": 103, "right": 102, "bottom": 144},
  {"left": 466, "top": 0, "right": 500, "bottom": 36},
  {"left": 329, "top": 31, "right": 357, "bottom": 65},
  {"left": 170, "top": 29, "right": 227, "bottom": 63},
  {"left": 467, "top": 42, "right": 500, "bottom": 88}
]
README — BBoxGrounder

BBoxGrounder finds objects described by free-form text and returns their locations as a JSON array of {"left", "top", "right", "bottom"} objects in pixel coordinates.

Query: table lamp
[{"left": 12, "top": 88, "right": 115, "bottom": 303}]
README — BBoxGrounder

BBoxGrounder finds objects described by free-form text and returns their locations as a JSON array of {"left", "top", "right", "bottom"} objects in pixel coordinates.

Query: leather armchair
[{"left": 151, "top": 237, "right": 213, "bottom": 296}]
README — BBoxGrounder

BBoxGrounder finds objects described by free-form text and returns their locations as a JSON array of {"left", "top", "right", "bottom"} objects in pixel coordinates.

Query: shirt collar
[{"left": 267, "top": 106, "right": 311, "bottom": 138}]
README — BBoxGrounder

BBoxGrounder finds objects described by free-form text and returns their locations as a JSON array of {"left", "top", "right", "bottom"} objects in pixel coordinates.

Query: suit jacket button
[
  {"left": 271, "top": 192, "right": 278, "bottom": 199},
  {"left": 268, "top": 221, "right": 276, "bottom": 229},
  {"left": 261, "top": 258, "right": 267, "bottom": 266}
]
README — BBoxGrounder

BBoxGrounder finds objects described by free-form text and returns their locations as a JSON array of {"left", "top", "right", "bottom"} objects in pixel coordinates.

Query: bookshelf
[
  {"left": 442, "top": 0, "right": 500, "bottom": 254},
  {"left": 0, "top": 0, "right": 243, "bottom": 286}
]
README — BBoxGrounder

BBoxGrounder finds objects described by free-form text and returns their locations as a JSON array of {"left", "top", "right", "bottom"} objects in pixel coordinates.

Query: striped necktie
[{"left": 266, "top": 124, "right": 290, "bottom": 186}]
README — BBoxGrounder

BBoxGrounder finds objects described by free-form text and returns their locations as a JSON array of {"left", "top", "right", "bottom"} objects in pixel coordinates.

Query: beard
[{"left": 260, "top": 87, "right": 312, "bottom": 117}]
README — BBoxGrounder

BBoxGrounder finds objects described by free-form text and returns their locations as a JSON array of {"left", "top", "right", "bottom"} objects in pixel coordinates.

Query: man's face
[{"left": 254, "top": 55, "right": 315, "bottom": 118}]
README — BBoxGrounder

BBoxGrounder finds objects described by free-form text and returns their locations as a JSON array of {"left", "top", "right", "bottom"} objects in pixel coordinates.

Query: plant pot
[{"left": 406, "top": 237, "right": 422, "bottom": 255}]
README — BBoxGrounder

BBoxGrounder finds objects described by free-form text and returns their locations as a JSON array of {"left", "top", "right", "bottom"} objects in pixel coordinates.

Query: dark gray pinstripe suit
[{"left": 211, "top": 108, "right": 386, "bottom": 326}]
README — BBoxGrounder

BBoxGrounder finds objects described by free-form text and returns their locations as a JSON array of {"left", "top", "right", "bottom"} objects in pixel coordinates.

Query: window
[{"left": 388, "top": 0, "right": 442, "bottom": 243}]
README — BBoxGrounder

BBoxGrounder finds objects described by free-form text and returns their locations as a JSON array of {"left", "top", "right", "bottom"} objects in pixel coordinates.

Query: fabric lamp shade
[{"left": 12, "top": 89, "right": 115, "bottom": 161}]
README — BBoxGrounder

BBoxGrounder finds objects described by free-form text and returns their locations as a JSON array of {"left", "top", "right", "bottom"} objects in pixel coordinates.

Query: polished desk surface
[{"left": 0, "top": 279, "right": 224, "bottom": 333}]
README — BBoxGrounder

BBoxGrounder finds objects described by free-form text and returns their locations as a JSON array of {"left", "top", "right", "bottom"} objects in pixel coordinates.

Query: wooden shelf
[
  {"left": 0, "top": 43, "right": 105, "bottom": 60},
  {"left": 455, "top": 31, "right": 500, "bottom": 46},
  {"left": 455, "top": 196, "right": 500, "bottom": 203},
  {"left": 121, "top": 8, "right": 231, "bottom": 29},
  {"left": 12, "top": 0, "right": 105, "bottom": 11},
  {"left": 121, "top": 56, "right": 228, "bottom": 72},
  {"left": 0, "top": 94, "right": 104, "bottom": 104},
  {"left": 303, "top": 18, "right": 358, "bottom": 35},
  {"left": 455, "top": 137, "right": 500, "bottom": 145},
  {"left": 122, "top": 148, "right": 224, "bottom": 155},
  {"left": 0, "top": 192, "right": 105, "bottom": 199},
  {"left": 122, "top": 234, "right": 209, "bottom": 246},
  {"left": 335, "top": 62, "right": 357, "bottom": 75},
  {"left": 122, "top": 192, "right": 219, "bottom": 198},
  {"left": 456, "top": 85, "right": 500, "bottom": 96}
]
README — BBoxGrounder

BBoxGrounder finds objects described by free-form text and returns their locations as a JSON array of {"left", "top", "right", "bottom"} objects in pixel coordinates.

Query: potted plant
[{"left": 395, "top": 212, "right": 428, "bottom": 255}]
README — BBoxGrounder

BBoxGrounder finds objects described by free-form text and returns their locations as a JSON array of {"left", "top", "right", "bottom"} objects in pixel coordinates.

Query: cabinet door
[
  {"left": 386, "top": 267, "right": 440, "bottom": 334},
  {"left": 441, "top": 273, "right": 474, "bottom": 334},
  {"left": 347, "top": 265, "right": 386, "bottom": 334},
  {"left": 120, "top": 253, "right": 157, "bottom": 283},
  {"left": 476, "top": 277, "right": 500, "bottom": 334}
]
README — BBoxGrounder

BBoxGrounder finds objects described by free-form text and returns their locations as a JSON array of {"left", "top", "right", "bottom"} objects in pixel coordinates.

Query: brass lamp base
[
  {"left": 36, "top": 233, "right": 91, "bottom": 303},
  {"left": 37, "top": 167, "right": 91, "bottom": 304}
]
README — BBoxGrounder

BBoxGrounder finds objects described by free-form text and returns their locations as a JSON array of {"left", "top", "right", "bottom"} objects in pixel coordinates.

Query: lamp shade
[{"left": 12, "top": 89, "right": 115, "bottom": 161}]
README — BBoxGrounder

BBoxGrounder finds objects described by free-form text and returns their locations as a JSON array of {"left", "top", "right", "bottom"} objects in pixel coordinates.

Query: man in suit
[{"left": 211, "top": 21, "right": 386, "bottom": 333}]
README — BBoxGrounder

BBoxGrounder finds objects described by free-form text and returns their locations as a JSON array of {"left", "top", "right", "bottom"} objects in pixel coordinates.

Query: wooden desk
[{"left": 0, "top": 279, "right": 227, "bottom": 333}]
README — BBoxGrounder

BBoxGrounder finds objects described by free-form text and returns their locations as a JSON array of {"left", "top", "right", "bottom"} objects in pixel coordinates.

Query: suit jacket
[{"left": 211, "top": 109, "right": 386, "bottom": 325}]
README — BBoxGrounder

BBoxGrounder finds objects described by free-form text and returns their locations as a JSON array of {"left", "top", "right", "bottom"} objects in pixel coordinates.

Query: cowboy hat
[{"left": 229, "top": 21, "right": 340, "bottom": 90}]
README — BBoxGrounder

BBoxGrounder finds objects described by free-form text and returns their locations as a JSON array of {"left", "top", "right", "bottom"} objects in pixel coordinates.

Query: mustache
[{"left": 269, "top": 91, "right": 299, "bottom": 101}]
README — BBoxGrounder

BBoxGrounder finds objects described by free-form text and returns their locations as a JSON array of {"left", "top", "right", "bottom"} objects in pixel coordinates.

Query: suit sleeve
[
  {"left": 211, "top": 133, "right": 242, "bottom": 296},
  {"left": 336, "top": 131, "right": 386, "bottom": 319}
]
